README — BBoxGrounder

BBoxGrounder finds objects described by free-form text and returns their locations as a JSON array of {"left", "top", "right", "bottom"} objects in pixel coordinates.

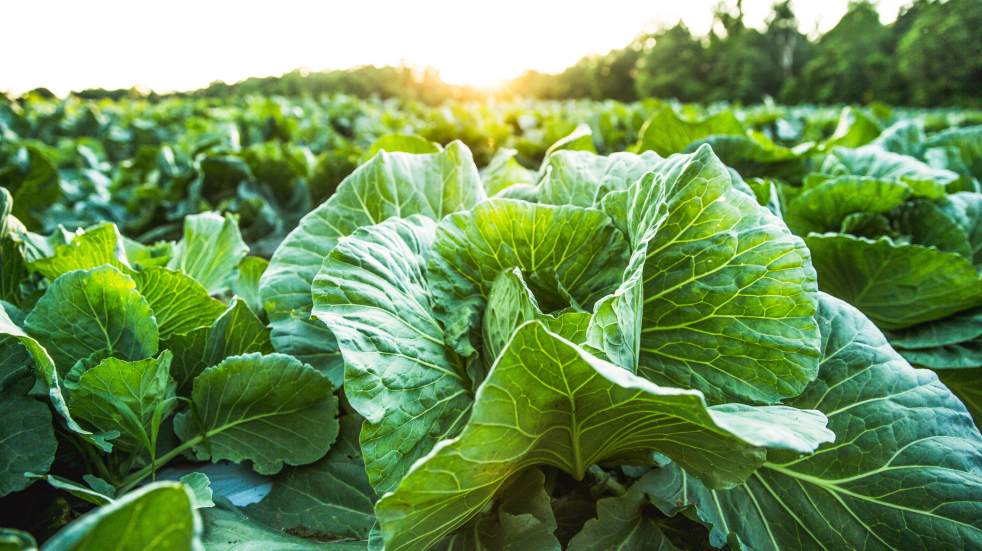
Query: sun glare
[{"left": 1, "top": 0, "right": 907, "bottom": 94}]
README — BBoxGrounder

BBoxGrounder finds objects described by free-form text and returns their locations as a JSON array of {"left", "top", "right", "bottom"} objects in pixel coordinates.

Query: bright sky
[{"left": 1, "top": 0, "right": 908, "bottom": 95}]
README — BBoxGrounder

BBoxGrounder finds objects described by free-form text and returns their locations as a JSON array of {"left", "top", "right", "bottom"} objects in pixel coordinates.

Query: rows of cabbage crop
[{"left": 0, "top": 96, "right": 980, "bottom": 550}]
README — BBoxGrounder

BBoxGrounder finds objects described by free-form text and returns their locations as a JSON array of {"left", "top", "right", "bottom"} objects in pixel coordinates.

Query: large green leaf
[
  {"left": 820, "top": 146, "right": 959, "bottom": 198},
  {"left": 131, "top": 268, "right": 227, "bottom": 339},
  {"left": 24, "top": 266, "right": 159, "bottom": 375},
  {"left": 165, "top": 299, "right": 272, "bottom": 393},
  {"left": 824, "top": 107, "right": 881, "bottom": 149},
  {"left": 805, "top": 233, "right": 982, "bottom": 329},
  {"left": 894, "top": 198, "right": 973, "bottom": 257},
  {"left": 231, "top": 256, "right": 268, "bottom": 316},
  {"left": 0, "top": 374, "right": 55, "bottom": 497},
  {"left": 924, "top": 125, "right": 982, "bottom": 181},
  {"left": 650, "top": 293, "right": 982, "bottom": 551},
  {"left": 894, "top": 316, "right": 982, "bottom": 354},
  {"left": 201, "top": 501, "right": 365, "bottom": 550},
  {"left": 872, "top": 119, "right": 925, "bottom": 157},
  {"left": 167, "top": 212, "right": 248, "bottom": 295},
  {"left": 897, "top": 342, "right": 982, "bottom": 371},
  {"left": 602, "top": 145, "right": 820, "bottom": 404},
  {"left": 260, "top": 142, "right": 484, "bottom": 382},
  {"left": 688, "top": 132, "right": 806, "bottom": 181},
  {"left": 539, "top": 150, "right": 663, "bottom": 208},
  {"left": 0, "top": 304, "right": 113, "bottom": 452},
  {"left": 942, "top": 192, "right": 982, "bottom": 265},
  {"left": 374, "top": 321, "right": 833, "bottom": 551},
  {"left": 44, "top": 482, "right": 202, "bottom": 551},
  {"left": 784, "top": 177, "right": 910, "bottom": 236},
  {"left": 637, "top": 105, "right": 744, "bottom": 156},
  {"left": 428, "top": 198, "right": 629, "bottom": 357},
  {"left": 174, "top": 352, "right": 339, "bottom": 475},
  {"left": 69, "top": 351, "right": 177, "bottom": 454},
  {"left": 311, "top": 216, "right": 471, "bottom": 492},
  {"left": 888, "top": 306, "right": 982, "bottom": 373},
  {"left": 28, "top": 223, "right": 131, "bottom": 280},
  {"left": 245, "top": 415, "right": 377, "bottom": 540}
]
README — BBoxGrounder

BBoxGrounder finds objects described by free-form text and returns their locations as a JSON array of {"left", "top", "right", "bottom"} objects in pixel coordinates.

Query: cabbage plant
[{"left": 280, "top": 143, "right": 980, "bottom": 549}]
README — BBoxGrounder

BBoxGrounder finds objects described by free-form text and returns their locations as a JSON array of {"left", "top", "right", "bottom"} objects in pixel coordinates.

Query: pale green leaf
[
  {"left": 428, "top": 198, "right": 629, "bottom": 358},
  {"left": 260, "top": 142, "right": 484, "bottom": 382},
  {"left": 168, "top": 212, "right": 248, "bottom": 295},
  {"left": 0, "top": 528, "right": 36, "bottom": 551},
  {"left": 44, "top": 482, "right": 202, "bottom": 551},
  {"left": 231, "top": 256, "right": 268, "bottom": 316},
  {"left": 637, "top": 105, "right": 743, "bottom": 156},
  {"left": 481, "top": 148, "right": 534, "bottom": 197},
  {"left": 539, "top": 150, "right": 663, "bottom": 208},
  {"left": 871, "top": 119, "right": 925, "bottom": 157},
  {"left": 360, "top": 134, "right": 440, "bottom": 163},
  {"left": 24, "top": 266, "right": 158, "bottom": 376},
  {"left": 28, "top": 474, "right": 113, "bottom": 506},
  {"left": 69, "top": 351, "right": 177, "bottom": 454},
  {"left": 180, "top": 473, "right": 215, "bottom": 510},
  {"left": 820, "top": 146, "right": 959, "bottom": 199},
  {"left": 375, "top": 321, "right": 832, "bottom": 551},
  {"left": 482, "top": 267, "right": 589, "bottom": 366},
  {"left": 311, "top": 216, "right": 471, "bottom": 492},
  {"left": 131, "top": 268, "right": 227, "bottom": 340},
  {"left": 545, "top": 123, "right": 597, "bottom": 158},
  {"left": 605, "top": 145, "right": 820, "bottom": 404},
  {"left": 28, "top": 223, "right": 131, "bottom": 280}
]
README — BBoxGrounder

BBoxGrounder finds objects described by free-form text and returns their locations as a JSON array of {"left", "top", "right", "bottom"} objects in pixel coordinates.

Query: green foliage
[
  {"left": 2, "top": 91, "right": 981, "bottom": 551},
  {"left": 43, "top": 482, "right": 201, "bottom": 550}
]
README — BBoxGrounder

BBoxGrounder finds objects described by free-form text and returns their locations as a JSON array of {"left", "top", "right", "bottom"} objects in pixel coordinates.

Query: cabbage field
[{"left": 1, "top": 94, "right": 981, "bottom": 550}]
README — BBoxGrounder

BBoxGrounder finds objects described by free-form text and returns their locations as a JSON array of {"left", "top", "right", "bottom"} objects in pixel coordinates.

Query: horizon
[{"left": 2, "top": 0, "right": 908, "bottom": 96}]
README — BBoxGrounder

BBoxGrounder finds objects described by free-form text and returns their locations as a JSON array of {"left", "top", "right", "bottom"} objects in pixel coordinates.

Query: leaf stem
[
  {"left": 116, "top": 434, "right": 203, "bottom": 494},
  {"left": 587, "top": 464, "right": 628, "bottom": 497}
]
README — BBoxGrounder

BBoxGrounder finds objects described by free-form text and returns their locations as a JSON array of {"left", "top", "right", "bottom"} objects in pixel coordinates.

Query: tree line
[
  {"left": 28, "top": 0, "right": 981, "bottom": 107},
  {"left": 504, "top": 0, "right": 980, "bottom": 106}
]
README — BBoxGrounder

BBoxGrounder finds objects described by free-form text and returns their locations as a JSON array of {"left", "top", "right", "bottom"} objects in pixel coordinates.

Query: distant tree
[
  {"left": 174, "top": 0, "right": 979, "bottom": 107},
  {"left": 766, "top": 1, "right": 813, "bottom": 99},
  {"left": 785, "top": 1, "right": 898, "bottom": 104},
  {"left": 634, "top": 24, "right": 708, "bottom": 101},
  {"left": 897, "top": 0, "right": 982, "bottom": 106},
  {"left": 703, "top": 1, "right": 775, "bottom": 103},
  {"left": 590, "top": 42, "right": 642, "bottom": 101}
]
